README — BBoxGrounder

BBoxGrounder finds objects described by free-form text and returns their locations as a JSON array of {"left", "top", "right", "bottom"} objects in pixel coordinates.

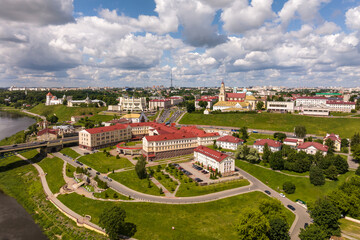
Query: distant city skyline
[{"left": 1, "top": 0, "right": 360, "bottom": 87}]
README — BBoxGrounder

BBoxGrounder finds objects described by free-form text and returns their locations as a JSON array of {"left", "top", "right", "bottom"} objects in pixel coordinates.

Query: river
[{"left": 0, "top": 111, "right": 48, "bottom": 240}]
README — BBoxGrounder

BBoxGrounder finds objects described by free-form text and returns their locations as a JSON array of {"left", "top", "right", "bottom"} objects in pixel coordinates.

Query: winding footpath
[{"left": 54, "top": 152, "right": 311, "bottom": 240}]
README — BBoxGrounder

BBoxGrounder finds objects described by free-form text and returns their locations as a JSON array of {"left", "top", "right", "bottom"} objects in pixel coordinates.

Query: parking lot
[{"left": 179, "top": 161, "right": 212, "bottom": 183}]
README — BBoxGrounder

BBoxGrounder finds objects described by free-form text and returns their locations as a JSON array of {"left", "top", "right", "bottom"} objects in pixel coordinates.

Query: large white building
[
  {"left": 108, "top": 97, "right": 147, "bottom": 112},
  {"left": 297, "top": 142, "right": 328, "bottom": 156},
  {"left": 149, "top": 99, "right": 171, "bottom": 110},
  {"left": 326, "top": 100, "right": 356, "bottom": 112},
  {"left": 194, "top": 145, "right": 235, "bottom": 175},
  {"left": 67, "top": 96, "right": 106, "bottom": 107},
  {"left": 216, "top": 135, "right": 244, "bottom": 150},
  {"left": 295, "top": 97, "right": 328, "bottom": 107},
  {"left": 267, "top": 101, "right": 295, "bottom": 113},
  {"left": 45, "top": 92, "right": 64, "bottom": 105}
]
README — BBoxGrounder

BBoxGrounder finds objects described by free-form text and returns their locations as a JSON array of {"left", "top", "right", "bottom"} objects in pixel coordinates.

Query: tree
[
  {"left": 333, "top": 155, "right": 348, "bottom": 174},
  {"left": 135, "top": 156, "right": 147, "bottom": 179},
  {"left": 283, "top": 182, "right": 296, "bottom": 194},
  {"left": 47, "top": 115, "right": 59, "bottom": 124},
  {"left": 309, "top": 197, "right": 341, "bottom": 237},
  {"left": 341, "top": 138, "right": 349, "bottom": 148},
  {"left": 62, "top": 99, "right": 67, "bottom": 105},
  {"left": 352, "top": 145, "right": 360, "bottom": 161},
  {"left": 239, "top": 126, "right": 249, "bottom": 142},
  {"left": 235, "top": 145, "right": 250, "bottom": 160},
  {"left": 268, "top": 217, "right": 290, "bottom": 240},
  {"left": 269, "top": 151, "right": 284, "bottom": 170},
  {"left": 262, "top": 143, "right": 271, "bottom": 163},
  {"left": 324, "top": 138, "right": 335, "bottom": 154},
  {"left": 294, "top": 126, "right": 307, "bottom": 138},
  {"left": 310, "top": 165, "right": 325, "bottom": 186},
  {"left": 186, "top": 101, "right": 195, "bottom": 113},
  {"left": 198, "top": 100, "right": 208, "bottom": 109},
  {"left": 273, "top": 132, "right": 287, "bottom": 142},
  {"left": 299, "top": 224, "right": 327, "bottom": 240},
  {"left": 237, "top": 209, "right": 270, "bottom": 240},
  {"left": 256, "top": 101, "right": 264, "bottom": 111},
  {"left": 99, "top": 206, "right": 136, "bottom": 240},
  {"left": 324, "top": 165, "right": 338, "bottom": 180},
  {"left": 246, "top": 148, "right": 260, "bottom": 164},
  {"left": 356, "top": 165, "right": 360, "bottom": 176},
  {"left": 351, "top": 133, "right": 360, "bottom": 147}
]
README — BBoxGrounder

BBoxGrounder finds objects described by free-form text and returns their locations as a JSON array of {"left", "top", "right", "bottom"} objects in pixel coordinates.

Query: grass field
[
  {"left": 247, "top": 133, "right": 274, "bottom": 145},
  {"left": 19, "top": 149, "right": 39, "bottom": 159},
  {"left": 180, "top": 112, "right": 360, "bottom": 138},
  {"left": 109, "top": 170, "right": 162, "bottom": 196},
  {"left": 340, "top": 218, "right": 360, "bottom": 240},
  {"left": 88, "top": 114, "right": 114, "bottom": 122},
  {"left": 65, "top": 163, "right": 76, "bottom": 178},
  {"left": 0, "top": 154, "right": 107, "bottom": 240},
  {"left": 38, "top": 156, "right": 66, "bottom": 194},
  {"left": 58, "top": 191, "right": 294, "bottom": 240},
  {"left": 29, "top": 103, "right": 107, "bottom": 122},
  {"left": 77, "top": 152, "right": 133, "bottom": 173},
  {"left": 60, "top": 147, "right": 80, "bottom": 159},
  {"left": 0, "top": 130, "right": 26, "bottom": 146},
  {"left": 149, "top": 166, "right": 178, "bottom": 193},
  {"left": 236, "top": 160, "right": 355, "bottom": 203},
  {"left": 93, "top": 188, "right": 130, "bottom": 200}
]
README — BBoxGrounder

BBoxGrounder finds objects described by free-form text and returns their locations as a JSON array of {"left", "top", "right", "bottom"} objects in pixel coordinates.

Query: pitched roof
[
  {"left": 297, "top": 142, "right": 328, "bottom": 152},
  {"left": 37, "top": 128, "right": 58, "bottom": 136},
  {"left": 217, "top": 135, "right": 244, "bottom": 143},
  {"left": 324, "top": 133, "right": 341, "bottom": 142},
  {"left": 226, "top": 93, "right": 246, "bottom": 99},
  {"left": 46, "top": 92, "right": 53, "bottom": 96},
  {"left": 180, "top": 126, "right": 219, "bottom": 138},
  {"left": 254, "top": 139, "right": 282, "bottom": 148},
  {"left": 245, "top": 95, "right": 257, "bottom": 101},
  {"left": 194, "top": 145, "right": 229, "bottom": 162},
  {"left": 85, "top": 124, "right": 129, "bottom": 134},
  {"left": 145, "top": 132, "right": 196, "bottom": 142},
  {"left": 296, "top": 96, "right": 327, "bottom": 100},
  {"left": 284, "top": 138, "right": 298, "bottom": 143},
  {"left": 214, "top": 101, "right": 238, "bottom": 107}
]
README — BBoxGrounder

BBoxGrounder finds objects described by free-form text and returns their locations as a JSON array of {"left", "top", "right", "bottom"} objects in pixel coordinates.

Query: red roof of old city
[
  {"left": 296, "top": 96, "right": 327, "bottom": 100},
  {"left": 217, "top": 135, "right": 244, "bottom": 143},
  {"left": 284, "top": 138, "right": 298, "bottom": 143},
  {"left": 85, "top": 124, "right": 129, "bottom": 134},
  {"left": 226, "top": 93, "right": 246, "bottom": 98},
  {"left": 196, "top": 99, "right": 213, "bottom": 102},
  {"left": 254, "top": 139, "right": 282, "bottom": 148},
  {"left": 194, "top": 145, "right": 229, "bottom": 162},
  {"left": 169, "top": 96, "right": 183, "bottom": 99},
  {"left": 37, "top": 128, "right": 58, "bottom": 136},
  {"left": 324, "top": 133, "right": 341, "bottom": 142},
  {"left": 297, "top": 142, "right": 328, "bottom": 152},
  {"left": 145, "top": 132, "right": 197, "bottom": 141},
  {"left": 106, "top": 118, "right": 131, "bottom": 124},
  {"left": 326, "top": 100, "right": 355, "bottom": 105},
  {"left": 180, "top": 126, "right": 219, "bottom": 137}
]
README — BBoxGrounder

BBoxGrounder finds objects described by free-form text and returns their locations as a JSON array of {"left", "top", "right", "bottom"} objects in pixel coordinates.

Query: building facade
[
  {"left": 194, "top": 145, "right": 235, "bottom": 175},
  {"left": 108, "top": 97, "right": 147, "bottom": 112},
  {"left": 267, "top": 101, "right": 295, "bottom": 113},
  {"left": 45, "top": 92, "right": 64, "bottom": 105},
  {"left": 323, "top": 133, "right": 341, "bottom": 152},
  {"left": 216, "top": 135, "right": 244, "bottom": 150},
  {"left": 253, "top": 139, "right": 282, "bottom": 153},
  {"left": 149, "top": 99, "right": 171, "bottom": 110},
  {"left": 297, "top": 142, "right": 328, "bottom": 156}
]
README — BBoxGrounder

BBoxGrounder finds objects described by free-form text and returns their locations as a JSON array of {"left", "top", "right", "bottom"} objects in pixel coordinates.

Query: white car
[{"left": 279, "top": 193, "right": 286, "bottom": 198}]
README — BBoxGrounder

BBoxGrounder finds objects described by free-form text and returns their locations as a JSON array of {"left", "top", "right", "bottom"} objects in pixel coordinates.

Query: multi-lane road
[{"left": 54, "top": 152, "right": 311, "bottom": 240}]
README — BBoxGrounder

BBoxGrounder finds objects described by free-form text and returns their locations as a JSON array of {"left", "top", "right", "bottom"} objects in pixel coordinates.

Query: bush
[
  {"left": 310, "top": 165, "right": 325, "bottom": 186},
  {"left": 113, "top": 193, "right": 118, "bottom": 199},
  {"left": 356, "top": 166, "right": 360, "bottom": 176},
  {"left": 283, "top": 181, "right": 296, "bottom": 194},
  {"left": 351, "top": 109, "right": 356, "bottom": 113}
]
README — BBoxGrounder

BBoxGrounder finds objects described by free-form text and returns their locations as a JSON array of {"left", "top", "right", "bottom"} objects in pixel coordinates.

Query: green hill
[{"left": 30, "top": 104, "right": 107, "bottom": 122}]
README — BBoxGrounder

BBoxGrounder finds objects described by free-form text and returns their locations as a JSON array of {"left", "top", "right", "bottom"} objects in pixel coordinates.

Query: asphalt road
[
  {"left": 54, "top": 152, "right": 311, "bottom": 240},
  {"left": 0, "top": 136, "right": 78, "bottom": 153}
]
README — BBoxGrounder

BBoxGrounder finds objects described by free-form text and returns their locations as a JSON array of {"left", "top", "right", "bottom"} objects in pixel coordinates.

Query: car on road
[
  {"left": 108, "top": 178, "right": 112, "bottom": 182},
  {"left": 264, "top": 190, "right": 271, "bottom": 195},
  {"left": 194, "top": 178, "right": 203, "bottom": 183},
  {"left": 304, "top": 223, "right": 309, "bottom": 229},
  {"left": 12, "top": 144, "right": 18, "bottom": 147},
  {"left": 252, "top": 130, "right": 258, "bottom": 133},
  {"left": 96, "top": 172, "right": 100, "bottom": 175},
  {"left": 75, "top": 161, "right": 83, "bottom": 166},
  {"left": 279, "top": 193, "right": 285, "bottom": 198},
  {"left": 87, "top": 167, "right": 92, "bottom": 170},
  {"left": 40, "top": 141, "right": 47, "bottom": 144},
  {"left": 104, "top": 176, "right": 108, "bottom": 180},
  {"left": 287, "top": 205, "right": 296, "bottom": 211},
  {"left": 84, "top": 152, "right": 89, "bottom": 155}
]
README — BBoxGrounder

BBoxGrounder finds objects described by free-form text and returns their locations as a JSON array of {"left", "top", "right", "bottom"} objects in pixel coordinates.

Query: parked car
[
  {"left": 108, "top": 178, "right": 112, "bottom": 182},
  {"left": 194, "top": 178, "right": 203, "bottom": 182},
  {"left": 96, "top": 172, "right": 100, "bottom": 175},
  {"left": 304, "top": 223, "right": 309, "bottom": 229},
  {"left": 279, "top": 193, "right": 285, "bottom": 198},
  {"left": 264, "top": 190, "right": 271, "bottom": 195},
  {"left": 12, "top": 144, "right": 18, "bottom": 147},
  {"left": 252, "top": 130, "right": 258, "bottom": 133},
  {"left": 287, "top": 205, "right": 296, "bottom": 211},
  {"left": 87, "top": 167, "right": 92, "bottom": 170},
  {"left": 104, "top": 176, "right": 108, "bottom": 180},
  {"left": 84, "top": 152, "right": 89, "bottom": 155}
]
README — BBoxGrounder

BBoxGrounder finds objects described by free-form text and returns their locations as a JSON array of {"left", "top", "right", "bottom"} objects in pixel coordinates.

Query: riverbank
[{"left": 0, "top": 107, "right": 42, "bottom": 121}]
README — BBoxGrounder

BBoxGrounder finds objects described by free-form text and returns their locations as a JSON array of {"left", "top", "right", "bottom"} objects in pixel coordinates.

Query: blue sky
[{"left": 0, "top": 0, "right": 360, "bottom": 87}]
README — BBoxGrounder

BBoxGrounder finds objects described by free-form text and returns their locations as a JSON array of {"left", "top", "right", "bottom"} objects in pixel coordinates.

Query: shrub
[
  {"left": 283, "top": 181, "right": 296, "bottom": 194},
  {"left": 113, "top": 193, "right": 118, "bottom": 199}
]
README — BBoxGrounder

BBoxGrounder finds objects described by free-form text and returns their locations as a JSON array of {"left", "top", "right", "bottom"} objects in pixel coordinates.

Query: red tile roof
[
  {"left": 284, "top": 138, "right": 298, "bottom": 143},
  {"left": 85, "top": 124, "right": 129, "bottom": 134},
  {"left": 145, "top": 132, "right": 196, "bottom": 141},
  {"left": 217, "top": 135, "right": 244, "bottom": 143},
  {"left": 226, "top": 93, "right": 246, "bottom": 99},
  {"left": 180, "top": 126, "right": 219, "bottom": 137},
  {"left": 297, "top": 142, "right": 328, "bottom": 152},
  {"left": 37, "top": 128, "right": 58, "bottom": 136},
  {"left": 254, "top": 139, "right": 282, "bottom": 148},
  {"left": 324, "top": 133, "right": 341, "bottom": 142},
  {"left": 296, "top": 96, "right": 327, "bottom": 100},
  {"left": 46, "top": 92, "right": 53, "bottom": 96},
  {"left": 194, "top": 145, "right": 229, "bottom": 162}
]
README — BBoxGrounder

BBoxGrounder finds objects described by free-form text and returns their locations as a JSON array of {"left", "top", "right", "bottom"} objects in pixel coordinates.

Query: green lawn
[
  {"left": 0, "top": 154, "right": 106, "bottom": 240},
  {"left": 88, "top": 114, "right": 114, "bottom": 122},
  {"left": 149, "top": 166, "right": 178, "bottom": 193},
  {"left": 29, "top": 103, "right": 107, "bottom": 122},
  {"left": 125, "top": 141, "right": 142, "bottom": 146},
  {"left": 247, "top": 133, "right": 274, "bottom": 145},
  {"left": 77, "top": 152, "right": 133, "bottom": 173},
  {"left": 19, "top": 149, "right": 39, "bottom": 159},
  {"left": 340, "top": 218, "right": 360, "bottom": 240},
  {"left": 58, "top": 191, "right": 295, "bottom": 240},
  {"left": 0, "top": 130, "right": 26, "bottom": 146},
  {"left": 180, "top": 112, "right": 360, "bottom": 138},
  {"left": 38, "top": 156, "right": 66, "bottom": 194},
  {"left": 330, "top": 112, "right": 354, "bottom": 116},
  {"left": 60, "top": 147, "right": 80, "bottom": 159},
  {"left": 236, "top": 160, "right": 355, "bottom": 203},
  {"left": 65, "top": 163, "right": 76, "bottom": 178},
  {"left": 109, "top": 170, "right": 162, "bottom": 196},
  {"left": 93, "top": 188, "right": 130, "bottom": 200}
]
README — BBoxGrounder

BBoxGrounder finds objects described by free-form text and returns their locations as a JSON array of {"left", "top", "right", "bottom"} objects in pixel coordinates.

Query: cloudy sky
[{"left": 1, "top": 0, "right": 360, "bottom": 88}]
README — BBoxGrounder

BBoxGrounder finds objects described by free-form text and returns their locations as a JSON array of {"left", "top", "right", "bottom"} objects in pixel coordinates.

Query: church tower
[{"left": 219, "top": 80, "right": 226, "bottom": 102}]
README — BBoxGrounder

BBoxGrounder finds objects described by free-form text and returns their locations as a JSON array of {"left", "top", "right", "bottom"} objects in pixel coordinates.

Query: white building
[
  {"left": 108, "top": 97, "right": 147, "bottom": 112},
  {"left": 67, "top": 96, "right": 106, "bottom": 107},
  {"left": 301, "top": 106, "right": 329, "bottom": 116},
  {"left": 297, "top": 142, "right": 328, "bottom": 156},
  {"left": 216, "top": 135, "right": 244, "bottom": 150},
  {"left": 194, "top": 145, "right": 235, "bottom": 176},
  {"left": 283, "top": 138, "right": 304, "bottom": 148},
  {"left": 326, "top": 101, "right": 356, "bottom": 112},
  {"left": 149, "top": 99, "right": 171, "bottom": 110},
  {"left": 267, "top": 101, "right": 295, "bottom": 113},
  {"left": 295, "top": 97, "right": 328, "bottom": 107},
  {"left": 253, "top": 139, "right": 282, "bottom": 153},
  {"left": 169, "top": 96, "right": 184, "bottom": 105},
  {"left": 45, "top": 92, "right": 64, "bottom": 105}
]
